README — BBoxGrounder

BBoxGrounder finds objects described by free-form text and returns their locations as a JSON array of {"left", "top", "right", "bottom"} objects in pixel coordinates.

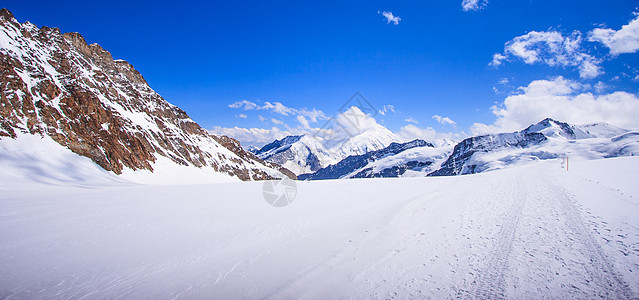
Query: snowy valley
[
  {"left": 1, "top": 7, "right": 639, "bottom": 299},
  {"left": 1, "top": 156, "right": 638, "bottom": 298}
]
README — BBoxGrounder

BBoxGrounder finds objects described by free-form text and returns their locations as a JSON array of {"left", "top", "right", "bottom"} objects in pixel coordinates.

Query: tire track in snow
[
  {"left": 472, "top": 172, "right": 527, "bottom": 299},
  {"left": 548, "top": 179, "right": 635, "bottom": 299}
]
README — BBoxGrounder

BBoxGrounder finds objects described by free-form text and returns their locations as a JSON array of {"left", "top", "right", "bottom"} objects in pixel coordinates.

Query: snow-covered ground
[
  {"left": 0, "top": 133, "right": 239, "bottom": 187},
  {"left": 1, "top": 157, "right": 638, "bottom": 298}
]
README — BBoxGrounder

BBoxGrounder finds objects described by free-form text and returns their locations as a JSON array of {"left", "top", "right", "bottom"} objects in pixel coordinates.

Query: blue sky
[{"left": 4, "top": 0, "right": 639, "bottom": 146}]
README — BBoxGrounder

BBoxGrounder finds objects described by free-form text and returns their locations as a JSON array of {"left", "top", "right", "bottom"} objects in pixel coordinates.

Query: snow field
[{"left": 0, "top": 157, "right": 637, "bottom": 298}]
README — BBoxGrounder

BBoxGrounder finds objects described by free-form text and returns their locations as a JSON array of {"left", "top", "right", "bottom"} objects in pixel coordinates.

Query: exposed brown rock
[{"left": 0, "top": 9, "right": 295, "bottom": 181}]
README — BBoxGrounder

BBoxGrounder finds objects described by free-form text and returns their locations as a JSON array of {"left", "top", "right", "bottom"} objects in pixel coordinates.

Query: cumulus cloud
[
  {"left": 589, "top": 14, "right": 639, "bottom": 55},
  {"left": 271, "top": 118, "right": 284, "bottom": 125},
  {"left": 462, "top": 0, "right": 488, "bottom": 12},
  {"left": 471, "top": 76, "right": 639, "bottom": 134},
  {"left": 380, "top": 11, "right": 401, "bottom": 25},
  {"left": 334, "top": 106, "right": 382, "bottom": 135},
  {"left": 235, "top": 114, "right": 247, "bottom": 119},
  {"left": 378, "top": 104, "right": 396, "bottom": 116},
  {"left": 490, "top": 30, "right": 603, "bottom": 79},
  {"left": 432, "top": 115, "right": 457, "bottom": 126}
]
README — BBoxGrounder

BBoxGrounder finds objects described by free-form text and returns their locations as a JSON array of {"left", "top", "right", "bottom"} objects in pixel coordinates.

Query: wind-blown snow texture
[{"left": 1, "top": 157, "right": 638, "bottom": 298}]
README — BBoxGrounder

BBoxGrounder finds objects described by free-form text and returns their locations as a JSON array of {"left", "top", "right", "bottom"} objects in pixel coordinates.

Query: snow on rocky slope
[
  {"left": 1, "top": 156, "right": 637, "bottom": 298},
  {"left": 293, "top": 118, "right": 636, "bottom": 180},
  {"left": 298, "top": 139, "right": 442, "bottom": 180},
  {"left": 429, "top": 118, "right": 635, "bottom": 176},
  {"left": 255, "top": 106, "right": 401, "bottom": 175},
  {"left": 0, "top": 9, "right": 294, "bottom": 182}
]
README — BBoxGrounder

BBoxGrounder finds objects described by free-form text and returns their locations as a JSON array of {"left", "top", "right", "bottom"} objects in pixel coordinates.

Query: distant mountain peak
[{"left": 523, "top": 118, "right": 575, "bottom": 138}]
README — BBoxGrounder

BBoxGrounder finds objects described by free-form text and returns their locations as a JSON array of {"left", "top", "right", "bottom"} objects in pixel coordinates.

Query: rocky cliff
[{"left": 0, "top": 8, "right": 294, "bottom": 181}]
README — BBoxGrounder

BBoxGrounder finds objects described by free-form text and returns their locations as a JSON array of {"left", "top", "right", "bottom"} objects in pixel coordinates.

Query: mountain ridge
[
  {"left": 293, "top": 118, "right": 636, "bottom": 180},
  {"left": 0, "top": 8, "right": 295, "bottom": 181}
]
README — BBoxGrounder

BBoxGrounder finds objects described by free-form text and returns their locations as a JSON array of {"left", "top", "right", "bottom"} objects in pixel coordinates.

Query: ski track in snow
[{"left": 1, "top": 158, "right": 638, "bottom": 298}]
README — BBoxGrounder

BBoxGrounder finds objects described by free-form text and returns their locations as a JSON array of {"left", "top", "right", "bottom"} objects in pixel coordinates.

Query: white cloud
[
  {"left": 228, "top": 100, "right": 258, "bottom": 110},
  {"left": 589, "top": 14, "right": 639, "bottom": 55},
  {"left": 490, "top": 53, "right": 507, "bottom": 67},
  {"left": 397, "top": 125, "right": 461, "bottom": 147},
  {"left": 261, "top": 101, "right": 295, "bottom": 116},
  {"left": 432, "top": 115, "right": 457, "bottom": 126},
  {"left": 381, "top": 11, "right": 401, "bottom": 25},
  {"left": 258, "top": 115, "right": 267, "bottom": 122},
  {"left": 271, "top": 118, "right": 284, "bottom": 125},
  {"left": 404, "top": 117, "right": 418, "bottom": 124},
  {"left": 209, "top": 126, "right": 311, "bottom": 148},
  {"left": 378, "top": 104, "right": 396, "bottom": 116},
  {"left": 493, "top": 77, "right": 512, "bottom": 94},
  {"left": 461, "top": 0, "right": 488, "bottom": 12},
  {"left": 491, "top": 30, "right": 603, "bottom": 79},
  {"left": 398, "top": 124, "right": 438, "bottom": 141},
  {"left": 297, "top": 108, "right": 327, "bottom": 123},
  {"left": 297, "top": 115, "right": 310, "bottom": 129},
  {"left": 235, "top": 114, "right": 247, "bottom": 119},
  {"left": 471, "top": 76, "right": 639, "bottom": 134},
  {"left": 229, "top": 100, "right": 327, "bottom": 123},
  {"left": 333, "top": 106, "right": 382, "bottom": 135},
  {"left": 594, "top": 81, "right": 608, "bottom": 94}
]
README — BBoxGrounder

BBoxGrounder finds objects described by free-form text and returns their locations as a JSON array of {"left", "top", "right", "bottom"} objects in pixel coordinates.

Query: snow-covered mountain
[
  {"left": 0, "top": 9, "right": 294, "bottom": 183},
  {"left": 296, "top": 118, "right": 636, "bottom": 180},
  {"left": 429, "top": 118, "right": 634, "bottom": 176},
  {"left": 521, "top": 118, "right": 628, "bottom": 139},
  {"left": 298, "top": 139, "right": 441, "bottom": 180},
  {"left": 255, "top": 106, "right": 401, "bottom": 175}
]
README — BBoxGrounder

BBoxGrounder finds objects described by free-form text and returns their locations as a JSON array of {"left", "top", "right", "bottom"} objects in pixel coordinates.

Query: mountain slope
[
  {"left": 298, "top": 139, "right": 435, "bottom": 180},
  {"left": 429, "top": 118, "right": 633, "bottom": 177},
  {"left": 254, "top": 107, "right": 402, "bottom": 175},
  {"left": 254, "top": 135, "right": 331, "bottom": 175},
  {"left": 0, "top": 9, "right": 294, "bottom": 181}
]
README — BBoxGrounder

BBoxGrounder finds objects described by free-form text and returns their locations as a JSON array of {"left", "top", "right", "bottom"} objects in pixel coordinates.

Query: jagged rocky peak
[
  {"left": 523, "top": 118, "right": 576, "bottom": 138},
  {"left": 0, "top": 8, "right": 18, "bottom": 24},
  {"left": 0, "top": 8, "right": 294, "bottom": 181}
]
